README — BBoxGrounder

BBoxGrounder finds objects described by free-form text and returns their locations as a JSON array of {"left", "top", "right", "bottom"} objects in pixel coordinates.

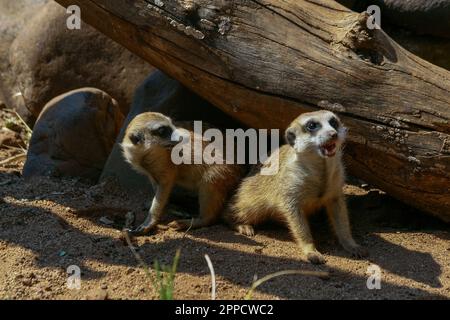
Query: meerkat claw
[
  {"left": 236, "top": 224, "right": 255, "bottom": 237},
  {"left": 347, "top": 245, "right": 369, "bottom": 259},
  {"left": 128, "top": 223, "right": 155, "bottom": 236},
  {"left": 307, "top": 251, "right": 326, "bottom": 265}
]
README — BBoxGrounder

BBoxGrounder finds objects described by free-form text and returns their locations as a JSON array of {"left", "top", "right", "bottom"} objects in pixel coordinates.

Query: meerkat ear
[
  {"left": 129, "top": 132, "right": 143, "bottom": 145},
  {"left": 285, "top": 128, "right": 296, "bottom": 146}
]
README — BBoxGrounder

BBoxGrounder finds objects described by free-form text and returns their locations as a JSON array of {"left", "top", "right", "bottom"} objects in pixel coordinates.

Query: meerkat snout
[{"left": 285, "top": 110, "right": 346, "bottom": 158}]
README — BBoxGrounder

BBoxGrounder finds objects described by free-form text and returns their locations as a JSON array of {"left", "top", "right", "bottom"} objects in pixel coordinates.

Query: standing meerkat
[
  {"left": 121, "top": 112, "right": 245, "bottom": 235},
  {"left": 225, "top": 110, "right": 368, "bottom": 264}
]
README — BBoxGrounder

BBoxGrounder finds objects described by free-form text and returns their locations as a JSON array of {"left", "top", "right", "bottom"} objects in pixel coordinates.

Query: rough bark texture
[{"left": 54, "top": 0, "right": 450, "bottom": 222}]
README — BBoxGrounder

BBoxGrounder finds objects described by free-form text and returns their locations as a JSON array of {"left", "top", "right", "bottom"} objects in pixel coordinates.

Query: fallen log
[{"left": 55, "top": 0, "right": 450, "bottom": 222}]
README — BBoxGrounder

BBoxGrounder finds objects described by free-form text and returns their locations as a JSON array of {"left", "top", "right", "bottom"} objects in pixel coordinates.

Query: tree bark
[{"left": 55, "top": 0, "right": 450, "bottom": 222}]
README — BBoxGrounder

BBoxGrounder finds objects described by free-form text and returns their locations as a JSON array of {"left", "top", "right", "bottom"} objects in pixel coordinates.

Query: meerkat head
[
  {"left": 121, "top": 112, "right": 188, "bottom": 159},
  {"left": 285, "top": 110, "right": 346, "bottom": 158}
]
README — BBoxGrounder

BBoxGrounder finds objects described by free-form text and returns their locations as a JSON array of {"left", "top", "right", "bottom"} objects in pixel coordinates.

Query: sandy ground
[
  {"left": 1, "top": 153, "right": 449, "bottom": 300},
  {"left": 0, "top": 111, "right": 449, "bottom": 300}
]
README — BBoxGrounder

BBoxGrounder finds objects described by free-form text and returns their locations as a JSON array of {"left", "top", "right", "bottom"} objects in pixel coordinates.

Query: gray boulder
[
  {"left": 23, "top": 88, "right": 124, "bottom": 181},
  {"left": 337, "top": 0, "right": 450, "bottom": 38},
  {"left": 387, "top": 28, "right": 450, "bottom": 71},
  {"left": 336, "top": 0, "right": 450, "bottom": 70},
  {"left": 9, "top": 1, "right": 153, "bottom": 125},
  {"left": 0, "top": 0, "right": 49, "bottom": 118}
]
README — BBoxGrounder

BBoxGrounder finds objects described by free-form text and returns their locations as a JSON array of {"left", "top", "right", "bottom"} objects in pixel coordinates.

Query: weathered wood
[{"left": 55, "top": 0, "right": 450, "bottom": 222}]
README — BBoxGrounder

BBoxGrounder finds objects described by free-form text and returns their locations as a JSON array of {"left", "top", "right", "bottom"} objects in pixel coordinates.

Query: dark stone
[
  {"left": 336, "top": 0, "right": 450, "bottom": 70},
  {"left": 337, "top": 0, "right": 450, "bottom": 39},
  {"left": 23, "top": 88, "right": 124, "bottom": 181},
  {"left": 9, "top": 1, "right": 154, "bottom": 125},
  {"left": 0, "top": 0, "right": 49, "bottom": 120},
  {"left": 387, "top": 27, "right": 450, "bottom": 71}
]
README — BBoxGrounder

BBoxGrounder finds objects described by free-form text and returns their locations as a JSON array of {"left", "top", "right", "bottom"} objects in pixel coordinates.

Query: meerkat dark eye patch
[
  {"left": 129, "top": 132, "right": 143, "bottom": 145},
  {"left": 329, "top": 117, "right": 340, "bottom": 130},
  {"left": 152, "top": 125, "right": 172, "bottom": 138},
  {"left": 305, "top": 120, "right": 321, "bottom": 132},
  {"left": 285, "top": 129, "right": 296, "bottom": 146}
]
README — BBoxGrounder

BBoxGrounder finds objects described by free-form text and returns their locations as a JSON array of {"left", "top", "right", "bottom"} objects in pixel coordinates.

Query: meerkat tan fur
[
  {"left": 225, "top": 110, "right": 368, "bottom": 264},
  {"left": 121, "top": 112, "right": 245, "bottom": 235}
]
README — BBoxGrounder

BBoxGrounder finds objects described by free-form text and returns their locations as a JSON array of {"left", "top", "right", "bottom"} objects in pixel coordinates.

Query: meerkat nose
[{"left": 329, "top": 131, "right": 338, "bottom": 139}]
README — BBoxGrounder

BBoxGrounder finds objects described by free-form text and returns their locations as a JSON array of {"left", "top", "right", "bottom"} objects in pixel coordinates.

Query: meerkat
[
  {"left": 225, "top": 110, "right": 368, "bottom": 264},
  {"left": 121, "top": 112, "right": 245, "bottom": 235}
]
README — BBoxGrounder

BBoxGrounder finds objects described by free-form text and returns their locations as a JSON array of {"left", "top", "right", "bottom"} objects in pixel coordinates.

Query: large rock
[
  {"left": 9, "top": 1, "right": 153, "bottom": 125},
  {"left": 387, "top": 28, "right": 450, "bottom": 71},
  {"left": 336, "top": 0, "right": 450, "bottom": 70},
  {"left": 337, "top": 0, "right": 450, "bottom": 38},
  {"left": 23, "top": 88, "right": 124, "bottom": 181},
  {"left": 100, "top": 71, "right": 243, "bottom": 191},
  {"left": 0, "top": 0, "right": 49, "bottom": 118}
]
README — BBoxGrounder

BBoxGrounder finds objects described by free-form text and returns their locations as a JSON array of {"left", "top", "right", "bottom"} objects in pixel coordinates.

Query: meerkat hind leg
[
  {"left": 169, "top": 183, "right": 224, "bottom": 231},
  {"left": 326, "top": 197, "right": 368, "bottom": 258}
]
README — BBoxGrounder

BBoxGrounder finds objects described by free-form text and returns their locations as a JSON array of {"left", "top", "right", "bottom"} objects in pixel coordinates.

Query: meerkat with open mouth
[
  {"left": 225, "top": 110, "right": 368, "bottom": 264},
  {"left": 121, "top": 112, "right": 245, "bottom": 235}
]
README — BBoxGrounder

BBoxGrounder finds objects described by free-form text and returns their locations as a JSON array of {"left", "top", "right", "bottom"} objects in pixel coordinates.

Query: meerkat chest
[
  {"left": 301, "top": 179, "right": 340, "bottom": 215},
  {"left": 175, "top": 165, "right": 204, "bottom": 192},
  {"left": 291, "top": 157, "right": 343, "bottom": 208},
  {"left": 320, "top": 160, "right": 342, "bottom": 198}
]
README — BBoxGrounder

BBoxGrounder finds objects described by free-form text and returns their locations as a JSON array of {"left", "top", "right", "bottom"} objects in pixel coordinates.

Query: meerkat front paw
[
  {"left": 128, "top": 223, "right": 157, "bottom": 236},
  {"left": 306, "top": 251, "right": 326, "bottom": 265},
  {"left": 236, "top": 224, "right": 255, "bottom": 237},
  {"left": 345, "top": 244, "right": 369, "bottom": 259}
]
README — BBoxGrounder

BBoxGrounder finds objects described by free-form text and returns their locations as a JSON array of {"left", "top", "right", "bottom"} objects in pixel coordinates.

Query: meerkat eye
[
  {"left": 305, "top": 121, "right": 320, "bottom": 132},
  {"left": 153, "top": 125, "right": 172, "bottom": 138},
  {"left": 286, "top": 130, "right": 296, "bottom": 146},
  {"left": 129, "top": 132, "right": 143, "bottom": 145},
  {"left": 329, "top": 117, "right": 340, "bottom": 130}
]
